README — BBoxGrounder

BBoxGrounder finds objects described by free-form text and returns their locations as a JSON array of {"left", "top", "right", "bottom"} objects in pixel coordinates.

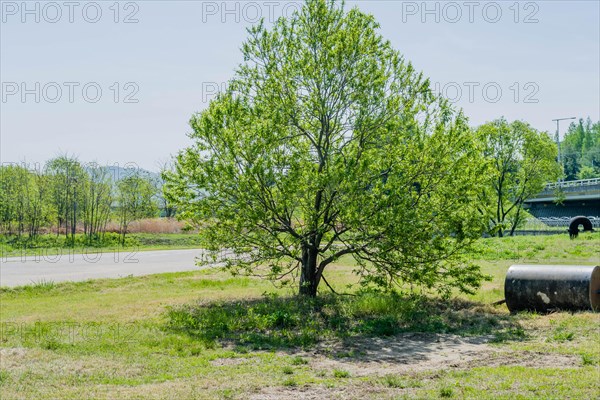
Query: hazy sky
[{"left": 2, "top": 0, "right": 599, "bottom": 171}]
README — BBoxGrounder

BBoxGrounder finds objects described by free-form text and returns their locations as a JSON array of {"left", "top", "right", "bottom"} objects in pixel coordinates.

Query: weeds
[
  {"left": 281, "top": 366, "right": 294, "bottom": 375},
  {"left": 333, "top": 369, "right": 350, "bottom": 378},
  {"left": 440, "top": 387, "right": 455, "bottom": 397},
  {"left": 291, "top": 356, "right": 308, "bottom": 365},
  {"left": 282, "top": 378, "right": 297, "bottom": 387},
  {"left": 380, "top": 374, "right": 406, "bottom": 388}
]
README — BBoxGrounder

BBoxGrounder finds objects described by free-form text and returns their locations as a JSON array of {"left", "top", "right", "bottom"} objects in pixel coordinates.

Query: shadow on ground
[{"left": 166, "top": 292, "right": 527, "bottom": 352}]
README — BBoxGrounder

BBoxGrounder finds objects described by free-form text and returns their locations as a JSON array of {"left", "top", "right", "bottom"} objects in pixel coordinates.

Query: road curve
[{"left": 0, "top": 249, "right": 205, "bottom": 287}]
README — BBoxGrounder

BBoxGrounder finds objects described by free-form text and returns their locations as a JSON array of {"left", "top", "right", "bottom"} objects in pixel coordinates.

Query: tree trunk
[
  {"left": 299, "top": 245, "right": 319, "bottom": 297},
  {"left": 509, "top": 206, "right": 522, "bottom": 237}
]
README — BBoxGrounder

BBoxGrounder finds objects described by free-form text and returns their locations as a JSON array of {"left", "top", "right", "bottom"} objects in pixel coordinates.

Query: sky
[{"left": 1, "top": 0, "right": 599, "bottom": 171}]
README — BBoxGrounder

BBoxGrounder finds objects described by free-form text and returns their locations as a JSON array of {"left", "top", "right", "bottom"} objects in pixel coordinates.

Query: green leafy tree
[
  {"left": 157, "top": 161, "right": 177, "bottom": 218},
  {"left": 477, "top": 118, "right": 562, "bottom": 237},
  {"left": 24, "top": 167, "right": 53, "bottom": 240},
  {"left": 116, "top": 173, "right": 158, "bottom": 244},
  {"left": 81, "top": 164, "right": 113, "bottom": 244},
  {"left": 165, "top": 0, "right": 489, "bottom": 297},
  {"left": 0, "top": 164, "right": 53, "bottom": 239},
  {"left": 577, "top": 165, "right": 597, "bottom": 180},
  {"left": 46, "top": 156, "right": 87, "bottom": 243},
  {"left": 562, "top": 118, "right": 600, "bottom": 179},
  {"left": 0, "top": 164, "right": 20, "bottom": 235},
  {"left": 0, "top": 164, "right": 30, "bottom": 236}
]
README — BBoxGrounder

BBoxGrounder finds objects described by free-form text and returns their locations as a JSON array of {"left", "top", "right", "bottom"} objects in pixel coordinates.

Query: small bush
[{"left": 440, "top": 387, "right": 454, "bottom": 398}]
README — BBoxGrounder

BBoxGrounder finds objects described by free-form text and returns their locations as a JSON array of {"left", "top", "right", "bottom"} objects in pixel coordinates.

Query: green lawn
[
  {"left": 1, "top": 233, "right": 598, "bottom": 399},
  {"left": 0, "top": 233, "right": 202, "bottom": 259}
]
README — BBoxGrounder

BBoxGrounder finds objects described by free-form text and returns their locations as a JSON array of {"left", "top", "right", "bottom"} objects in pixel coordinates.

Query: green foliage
[
  {"left": 0, "top": 163, "right": 54, "bottom": 238},
  {"left": 46, "top": 156, "right": 88, "bottom": 243},
  {"left": 116, "top": 172, "right": 159, "bottom": 244},
  {"left": 80, "top": 164, "right": 113, "bottom": 243},
  {"left": 0, "top": 232, "right": 139, "bottom": 253},
  {"left": 476, "top": 118, "right": 562, "bottom": 237},
  {"left": 165, "top": 0, "right": 489, "bottom": 297},
  {"left": 576, "top": 165, "right": 597, "bottom": 180},
  {"left": 562, "top": 117, "right": 600, "bottom": 180},
  {"left": 1, "top": 157, "right": 166, "bottom": 246}
]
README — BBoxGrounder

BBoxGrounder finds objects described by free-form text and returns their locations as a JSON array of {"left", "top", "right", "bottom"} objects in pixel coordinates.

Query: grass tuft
[
  {"left": 380, "top": 374, "right": 406, "bottom": 388},
  {"left": 333, "top": 369, "right": 350, "bottom": 378},
  {"left": 291, "top": 356, "right": 308, "bottom": 365},
  {"left": 281, "top": 366, "right": 294, "bottom": 375},
  {"left": 282, "top": 378, "right": 297, "bottom": 387}
]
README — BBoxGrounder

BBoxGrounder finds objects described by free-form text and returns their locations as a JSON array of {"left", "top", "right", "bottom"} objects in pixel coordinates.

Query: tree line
[
  {"left": 0, "top": 156, "right": 171, "bottom": 245},
  {"left": 561, "top": 117, "right": 600, "bottom": 180}
]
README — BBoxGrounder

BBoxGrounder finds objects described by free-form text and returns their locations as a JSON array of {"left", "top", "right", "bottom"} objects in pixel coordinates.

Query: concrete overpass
[{"left": 524, "top": 178, "right": 600, "bottom": 228}]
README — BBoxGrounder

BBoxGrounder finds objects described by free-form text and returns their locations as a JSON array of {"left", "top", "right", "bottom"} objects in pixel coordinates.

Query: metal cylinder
[{"left": 504, "top": 265, "right": 600, "bottom": 312}]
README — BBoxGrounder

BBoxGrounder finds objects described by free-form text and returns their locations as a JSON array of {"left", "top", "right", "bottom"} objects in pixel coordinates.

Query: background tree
[
  {"left": 116, "top": 173, "right": 158, "bottom": 244},
  {"left": 81, "top": 164, "right": 113, "bottom": 244},
  {"left": 0, "top": 164, "right": 20, "bottom": 235},
  {"left": 0, "top": 164, "right": 29, "bottom": 237},
  {"left": 0, "top": 164, "right": 53, "bottom": 239},
  {"left": 157, "top": 161, "right": 177, "bottom": 218},
  {"left": 46, "top": 156, "right": 87, "bottom": 243},
  {"left": 165, "top": 0, "right": 489, "bottom": 297},
  {"left": 25, "top": 166, "right": 53, "bottom": 240},
  {"left": 477, "top": 118, "right": 562, "bottom": 237},
  {"left": 561, "top": 117, "right": 600, "bottom": 179}
]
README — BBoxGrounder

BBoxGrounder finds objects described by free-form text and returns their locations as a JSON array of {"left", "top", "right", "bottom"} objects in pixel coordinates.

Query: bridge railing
[
  {"left": 544, "top": 178, "right": 600, "bottom": 191},
  {"left": 533, "top": 178, "right": 600, "bottom": 197}
]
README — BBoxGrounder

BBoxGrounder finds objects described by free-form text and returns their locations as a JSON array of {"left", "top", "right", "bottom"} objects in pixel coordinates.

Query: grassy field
[
  {"left": 0, "top": 233, "right": 599, "bottom": 399},
  {"left": 0, "top": 233, "right": 202, "bottom": 259}
]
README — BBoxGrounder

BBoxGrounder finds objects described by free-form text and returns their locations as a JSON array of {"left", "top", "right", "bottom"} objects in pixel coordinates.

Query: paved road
[{"left": 0, "top": 249, "right": 205, "bottom": 287}]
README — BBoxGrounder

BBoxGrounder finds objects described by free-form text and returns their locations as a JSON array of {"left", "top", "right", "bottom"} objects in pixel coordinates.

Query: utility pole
[{"left": 552, "top": 117, "right": 576, "bottom": 181}]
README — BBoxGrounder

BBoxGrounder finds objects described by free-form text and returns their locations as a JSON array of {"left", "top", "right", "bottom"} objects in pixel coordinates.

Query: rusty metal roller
[{"left": 505, "top": 265, "right": 600, "bottom": 312}]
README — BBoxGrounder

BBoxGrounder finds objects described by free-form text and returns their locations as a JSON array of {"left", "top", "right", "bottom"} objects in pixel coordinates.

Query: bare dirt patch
[
  {"left": 293, "top": 333, "right": 496, "bottom": 377},
  {"left": 248, "top": 384, "right": 387, "bottom": 400},
  {"left": 466, "top": 350, "right": 581, "bottom": 368},
  {"left": 247, "top": 332, "right": 584, "bottom": 399},
  {"left": 0, "top": 347, "right": 28, "bottom": 367}
]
